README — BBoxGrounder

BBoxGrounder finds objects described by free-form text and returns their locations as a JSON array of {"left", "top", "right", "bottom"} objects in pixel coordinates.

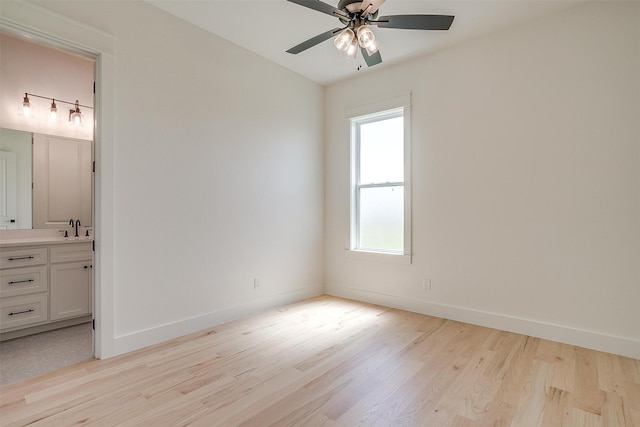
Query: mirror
[{"left": 0, "top": 127, "right": 92, "bottom": 230}]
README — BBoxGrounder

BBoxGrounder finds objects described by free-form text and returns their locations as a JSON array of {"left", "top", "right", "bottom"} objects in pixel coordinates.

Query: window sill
[{"left": 345, "top": 249, "right": 412, "bottom": 265}]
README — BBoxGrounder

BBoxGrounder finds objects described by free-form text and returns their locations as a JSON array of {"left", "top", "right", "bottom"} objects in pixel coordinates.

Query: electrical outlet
[
  {"left": 253, "top": 278, "right": 261, "bottom": 290},
  {"left": 422, "top": 278, "right": 431, "bottom": 291}
]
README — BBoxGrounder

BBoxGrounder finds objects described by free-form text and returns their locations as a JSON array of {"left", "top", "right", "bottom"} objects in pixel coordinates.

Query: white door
[
  {"left": 0, "top": 151, "right": 18, "bottom": 230},
  {"left": 32, "top": 134, "right": 92, "bottom": 229}
]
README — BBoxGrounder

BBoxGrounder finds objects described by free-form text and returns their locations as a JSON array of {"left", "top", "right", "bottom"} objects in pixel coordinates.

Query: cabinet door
[{"left": 50, "top": 261, "right": 92, "bottom": 320}]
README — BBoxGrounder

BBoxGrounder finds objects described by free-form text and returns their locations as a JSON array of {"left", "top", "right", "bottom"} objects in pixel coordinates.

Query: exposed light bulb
[
  {"left": 334, "top": 29, "right": 355, "bottom": 52},
  {"left": 69, "top": 100, "right": 82, "bottom": 126},
  {"left": 22, "top": 93, "right": 31, "bottom": 117},
  {"left": 365, "top": 39, "right": 380, "bottom": 56},
  {"left": 357, "top": 26, "right": 376, "bottom": 50},
  {"left": 49, "top": 99, "right": 58, "bottom": 121},
  {"left": 344, "top": 37, "right": 358, "bottom": 59}
]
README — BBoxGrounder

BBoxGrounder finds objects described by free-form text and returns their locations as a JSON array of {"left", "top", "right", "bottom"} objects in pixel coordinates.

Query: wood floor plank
[
  {"left": 510, "top": 360, "right": 551, "bottom": 427},
  {"left": 567, "top": 407, "right": 603, "bottom": 427},
  {"left": 0, "top": 295, "right": 638, "bottom": 426},
  {"left": 539, "top": 386, "right": 571, "bottom": 427},
  {"left": 457, "top": 351, "right": 503, "bottom": 422},
  {"left": 413, "top": 350, "right": 498, "bottom": 426},
  {"left": 574, "top": 346, "right": 607, "bottom": 416}
]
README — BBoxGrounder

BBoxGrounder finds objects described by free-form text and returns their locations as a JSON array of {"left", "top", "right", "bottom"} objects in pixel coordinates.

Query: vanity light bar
[{"left": 21, "top": 92, "right": 93, "bottom": 125}]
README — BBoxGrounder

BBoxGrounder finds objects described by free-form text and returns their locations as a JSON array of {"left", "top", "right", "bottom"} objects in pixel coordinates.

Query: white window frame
[{"left": 347, "top": 95, "right": 411, "bottom": 263}]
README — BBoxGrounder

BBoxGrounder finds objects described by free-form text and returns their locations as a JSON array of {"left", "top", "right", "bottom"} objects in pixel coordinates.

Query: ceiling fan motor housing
[{"left": 337, "top": 0, "right": 379, "bottom": 24}]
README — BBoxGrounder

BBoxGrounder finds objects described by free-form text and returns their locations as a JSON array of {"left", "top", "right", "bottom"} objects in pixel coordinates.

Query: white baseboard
[
  {"left": 113, "top": 287, "right": 322, "bottom": 356},
  {"left": 326, "top": 285, "right": 640, "bottom": 360}
]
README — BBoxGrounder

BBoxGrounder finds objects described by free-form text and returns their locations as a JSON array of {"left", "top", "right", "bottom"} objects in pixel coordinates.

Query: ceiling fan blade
[
  {"left": 360, "top": 0, "right": 386, "bottom": 16},
  {"left": 361, "top": 47, "right": 382, "bottom": 67},
  {"left": 373, "top": 15, "right": 454, "bottom": 30},
  {"left": 287, "top": 28, "right": 342, "bottom": 54},
  {"left": 286, "top": 0, "right": 350, "bottom": 20}
]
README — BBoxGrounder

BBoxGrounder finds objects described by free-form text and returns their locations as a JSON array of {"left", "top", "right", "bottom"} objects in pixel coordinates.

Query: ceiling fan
[{"left": 285, "top": 0, "right": 454, "bottom": 67}]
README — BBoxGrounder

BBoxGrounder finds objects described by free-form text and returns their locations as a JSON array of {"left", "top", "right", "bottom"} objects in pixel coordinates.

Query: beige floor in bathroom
[{"left": 0, "top": 323, "right": 93, "bottom": 386}]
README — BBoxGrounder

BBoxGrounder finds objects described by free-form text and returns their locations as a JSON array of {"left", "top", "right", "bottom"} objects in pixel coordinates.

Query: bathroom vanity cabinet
[{"left": 0, "top": 241, "right": 92, "bottom": 340}]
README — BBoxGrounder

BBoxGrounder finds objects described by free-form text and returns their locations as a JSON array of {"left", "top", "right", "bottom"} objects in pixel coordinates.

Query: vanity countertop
[
  {"left": 0, "top": 229, "right": 93, "bottom": 248},
  {"left": 0, "top": 236, "right": 93, "bottom": 248}
]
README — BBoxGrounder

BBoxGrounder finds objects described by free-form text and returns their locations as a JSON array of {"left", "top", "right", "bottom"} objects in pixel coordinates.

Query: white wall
[
  {"left": 3, "top": 0, "right": 325, "bottom": 355},
  {"left": 325, "top": 2, "right": 640, "bottom": 358}
]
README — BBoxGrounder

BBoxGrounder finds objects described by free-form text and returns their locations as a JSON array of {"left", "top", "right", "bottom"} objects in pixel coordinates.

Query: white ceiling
[{"left": 146, "top": 0, "right": 583, "bottom": 85}]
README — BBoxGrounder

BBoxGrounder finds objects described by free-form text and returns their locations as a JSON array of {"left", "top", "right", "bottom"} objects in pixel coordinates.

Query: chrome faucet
[{"left": 74, "top": 219, "right": 81, "bottom": 238}]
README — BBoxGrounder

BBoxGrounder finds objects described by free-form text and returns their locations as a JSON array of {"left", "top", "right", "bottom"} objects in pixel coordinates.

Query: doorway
[
  {"left": 0, "top": 30, "right": 97, "bottom": 385},
  {"left": 1, "top": 0, "right": 117, "bottom": 364}
]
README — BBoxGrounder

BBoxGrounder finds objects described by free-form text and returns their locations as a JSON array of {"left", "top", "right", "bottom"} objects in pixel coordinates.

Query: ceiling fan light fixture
[
  {"left": 333, "top": 28, "right": 355, "bottom": 52},
  {"left": 356, "top": 25, "right": 376, "bottom": 50}
]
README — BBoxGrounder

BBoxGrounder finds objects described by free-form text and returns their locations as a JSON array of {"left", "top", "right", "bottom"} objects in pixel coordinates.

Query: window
[{"left": 350, "top": 99, "right": 411, "bottom": 258}]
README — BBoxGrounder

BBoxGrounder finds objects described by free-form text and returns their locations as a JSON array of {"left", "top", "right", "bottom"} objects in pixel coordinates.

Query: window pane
[
  {"left": 359, "top": 116, "right": 403, "bottom": 184},
  {"left": 358, "top": 185, "right": 403, "bottom": 252}
]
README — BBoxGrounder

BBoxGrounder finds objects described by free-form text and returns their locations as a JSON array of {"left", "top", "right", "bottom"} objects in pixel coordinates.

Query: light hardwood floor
[{"left": 0, "top": 295, "right": 638, "bottom": 426}]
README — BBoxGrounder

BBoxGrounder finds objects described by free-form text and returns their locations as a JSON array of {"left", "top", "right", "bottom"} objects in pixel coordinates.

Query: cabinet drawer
[
  {"left": 0, "top": 248, "right": 48, "bottom": 269},
  {"left": 0, "top": 294, "right": 48, "bottom": 331},
  {"left": 0, "top": 266, "right": 48, "bottom": 298},
  {"left": 50, "top": 243, "right": 93, "bottom": 263}
]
